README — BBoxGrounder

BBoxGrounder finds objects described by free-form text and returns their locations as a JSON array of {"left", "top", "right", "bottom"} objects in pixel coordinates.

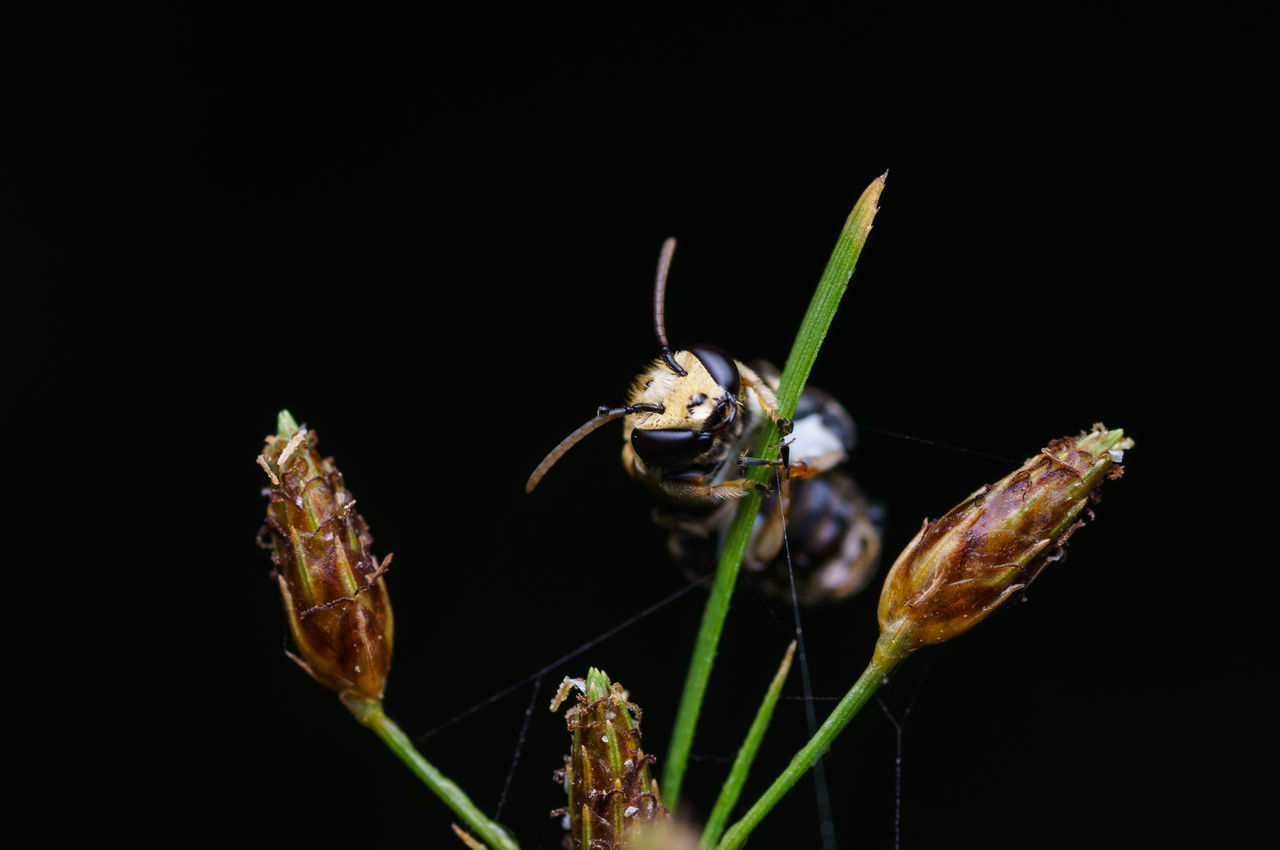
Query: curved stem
[
  {"left": 661, "top": 173, "right": 887, "bottom": 810},
  {"left": 342, "top": 693, "right": 520, "bottom": 850},
  {"left": 715, "top": 637, "right": 903, "bottom": 850}
]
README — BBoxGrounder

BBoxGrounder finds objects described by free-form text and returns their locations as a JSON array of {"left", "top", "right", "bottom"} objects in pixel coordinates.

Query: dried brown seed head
[
  {"left": 876, "top": 424, "right": 1133, "bottom": 661},
  {"left": 554, "top": 669, "right": 670, "bottom": 849},
  {"left": 258, "top": 410, "right": 393, "bottom": 701}
]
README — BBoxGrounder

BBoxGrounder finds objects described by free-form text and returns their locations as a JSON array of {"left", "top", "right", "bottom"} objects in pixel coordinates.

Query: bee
[{"left": 526, "top": 238, "right": 881, "bottom": 603}]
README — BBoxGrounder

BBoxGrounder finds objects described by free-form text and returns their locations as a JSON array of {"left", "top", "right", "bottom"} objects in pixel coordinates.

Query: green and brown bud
[
  {"left": 258, "top": 410, "right": 393, "bottom": 701},
  {"left": 875, "top": 424, "right": 1133, "bottom": 663},
  {"left": 551, "top": 669, "right": 669, "bottom": 849}
]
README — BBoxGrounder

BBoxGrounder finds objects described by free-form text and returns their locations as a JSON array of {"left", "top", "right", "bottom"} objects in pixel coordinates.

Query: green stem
[
  {"left": 661, "top": 174, "right": 887, "bottom": 810},
  {"left": 700, "top": 641, "right": 796, "bottom": 849},
  {"left": 716, "top": 632, "right": 906, "bottom": 850},
  {"left": 341, "top": 693, "right": 520, "bottom": 850}
]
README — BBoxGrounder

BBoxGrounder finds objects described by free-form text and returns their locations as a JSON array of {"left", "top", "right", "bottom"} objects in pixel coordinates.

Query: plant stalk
[
  {"left": 661, "top": 173, "right": 886, "bottom": 810},
  {"left": 341, "top": 693, "right": 520, "bottom": 850},
  {"left": 700, "top": 641, "right": 796, "bottom": 849},
  {"left": 715, "top": 631, "right": 907, "bottom": 850}
]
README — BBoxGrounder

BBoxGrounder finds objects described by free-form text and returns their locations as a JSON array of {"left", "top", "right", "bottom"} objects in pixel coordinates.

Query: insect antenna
[
  {"left": 526, "top": 403, "right": 666, "bottom": 493},
  {"left": 652, "top": 237, "right": 687, "bottom": 377}
]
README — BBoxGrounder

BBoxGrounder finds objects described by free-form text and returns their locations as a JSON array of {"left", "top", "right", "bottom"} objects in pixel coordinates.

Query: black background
[{"left": 13, "top": 3, "right": 1264, "bottom": 847}]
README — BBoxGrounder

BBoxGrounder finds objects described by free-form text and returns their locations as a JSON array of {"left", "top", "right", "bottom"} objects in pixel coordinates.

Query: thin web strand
[
  {"left": 494, "top": 677, "right": 542, "bottom": 821},
  {"left": 857, "top": 423, "right": 1021, "bottom": 464},
  {"left": 416, "top": 577, "right": 708, "bottom": 744},
  {"left": 777, "top": 467, "right": 838, "bottom": 850},
  {"left": 875, "top": 658, "right": 933, "bottom": 850}
]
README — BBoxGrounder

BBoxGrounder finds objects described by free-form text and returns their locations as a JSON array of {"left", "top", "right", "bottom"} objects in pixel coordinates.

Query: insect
[{"left": 526, "top": 238, "right": 881, "bottom": 603}]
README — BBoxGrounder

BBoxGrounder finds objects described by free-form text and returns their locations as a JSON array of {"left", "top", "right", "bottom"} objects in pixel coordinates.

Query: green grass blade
[
  {"left": 661, "top": 173, "right": 887, "bottom": 811},
  {"left": 700, "top": 641, "right": 797, "bottom": 849}
]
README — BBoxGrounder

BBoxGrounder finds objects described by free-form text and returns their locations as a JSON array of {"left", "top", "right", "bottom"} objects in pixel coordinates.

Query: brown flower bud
[
  {"left": 876, "top": 424, "right": 1133, "bottom": 661},
  {"left": 258, "top": 411, "right": 393, "bottom": 701},
  {"left": 550, "top": 669, "right": 669, "bottom": 849}
]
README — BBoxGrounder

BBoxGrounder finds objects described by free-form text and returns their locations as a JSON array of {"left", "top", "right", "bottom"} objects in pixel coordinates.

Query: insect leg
[{"left": 661, "top": 477, "right": 769, "bottom": 503}]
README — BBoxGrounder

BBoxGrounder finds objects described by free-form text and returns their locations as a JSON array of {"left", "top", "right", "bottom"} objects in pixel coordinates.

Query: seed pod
[
  {"left": 551, "top": 669, "right": 669, "bottom": 849},
  {"left": 876, "top": 424, "right": 1133, "bottom": 660},
  {"left": 258, "top": 410, "right": 393, "bottom": 701}
]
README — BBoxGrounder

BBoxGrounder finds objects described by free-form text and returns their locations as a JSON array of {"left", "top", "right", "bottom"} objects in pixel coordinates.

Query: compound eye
[
  {"left": 631, "top": 428, "right": 713, "bottom": 468},
  {"left": 703, "top": 399, "right": 735, "bottom": 433},
  {"left": 690, "top": 344, "right": 740, "bottom": 398}
]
